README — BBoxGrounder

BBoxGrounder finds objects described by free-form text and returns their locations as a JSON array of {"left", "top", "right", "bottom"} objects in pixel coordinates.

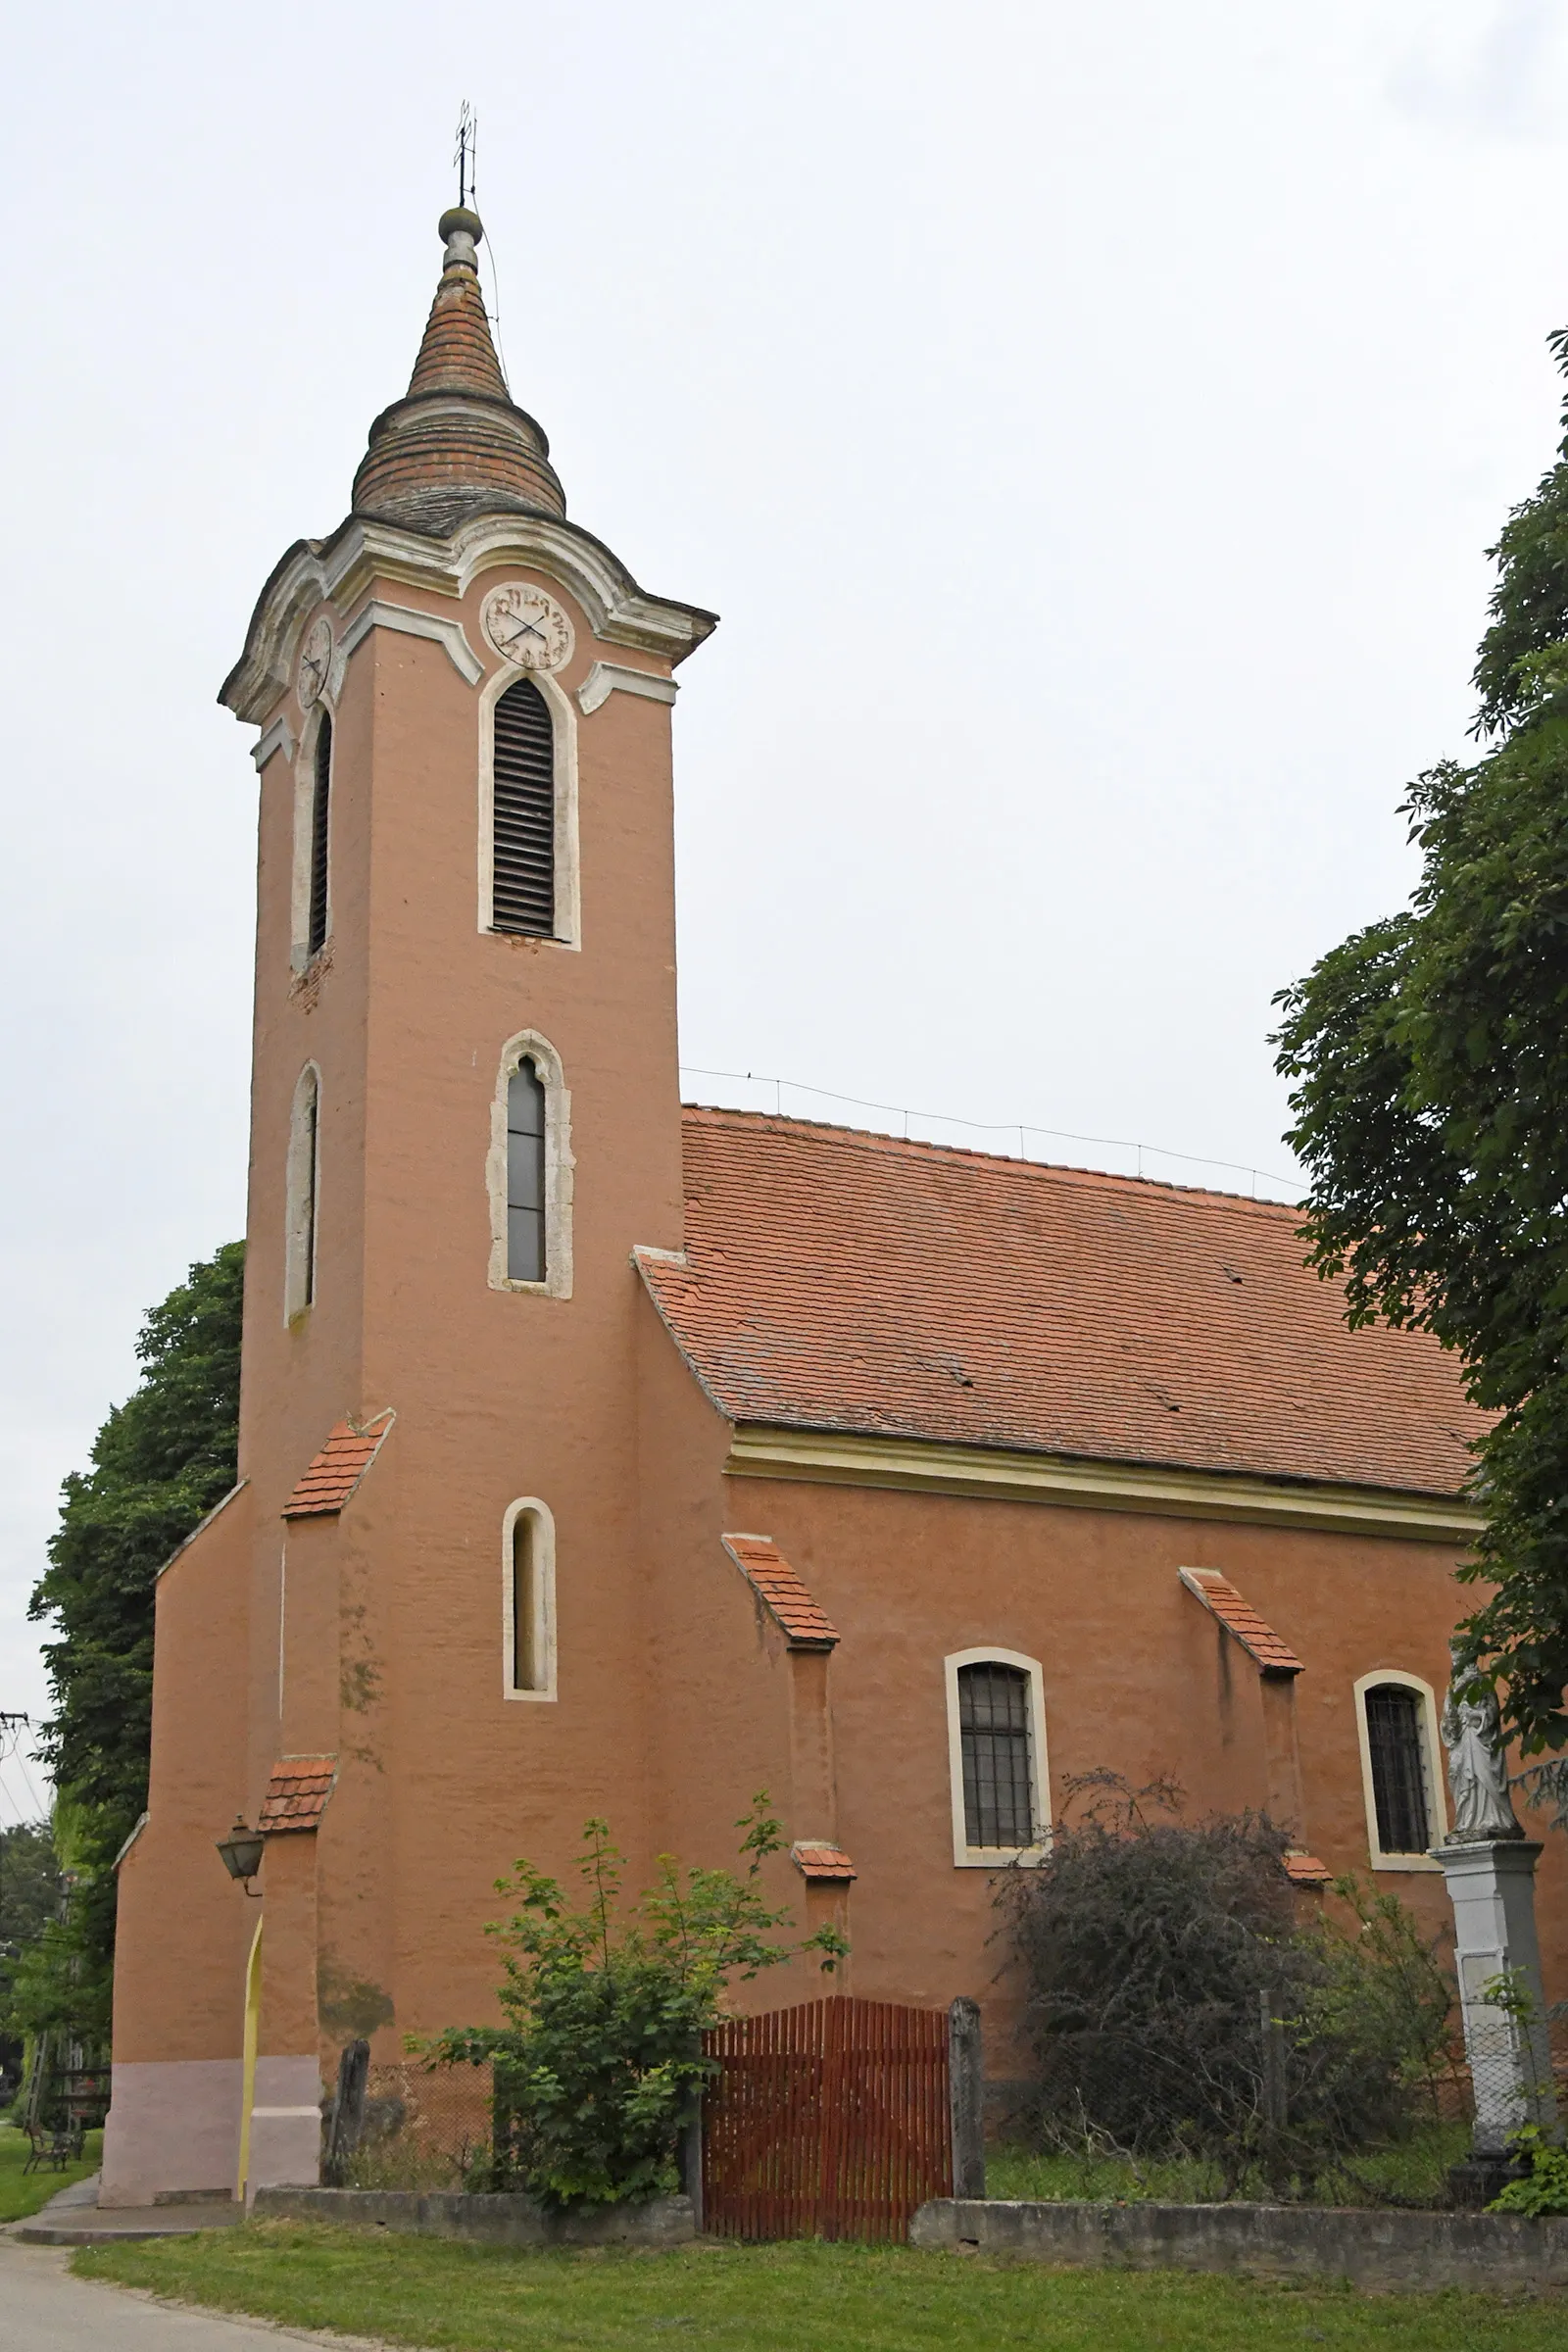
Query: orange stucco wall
[{"left": 106, "top": 520, "right": 1567, "bottom": 2199}]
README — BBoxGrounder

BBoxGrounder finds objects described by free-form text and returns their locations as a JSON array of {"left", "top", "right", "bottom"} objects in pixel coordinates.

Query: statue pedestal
[{"left": 1433, "top": 1837, "right": 1556, "bottom": 2152}]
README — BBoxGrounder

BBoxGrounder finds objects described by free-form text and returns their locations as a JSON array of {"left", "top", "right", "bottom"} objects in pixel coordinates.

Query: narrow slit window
[
  {"left": 284, "top": 1064, "right": 320, "bottom": 1321},
  {"left": 308, "top": 712, "right": 332, "bottom": 956},
  {"left": 958, "top": 1662, "right": 1034, "bottom": 1849},
  {"left": 1364, "top": 1684, "right": 1431, "bottom": 1855},
  {"left": 507, "top": 1057, "right": 547, "bottom": 1283},
  {"left": 491, "top": 678, "right": 556, "bottom": 936},
  {"left": 513, "top": 1514, "right": 538, "bottom": 1692}
]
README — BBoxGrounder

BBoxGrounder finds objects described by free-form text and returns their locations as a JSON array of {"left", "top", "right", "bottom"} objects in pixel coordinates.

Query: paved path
[
  {"left": 0, "top": 2231, "right": 395, "bottom": 2350},
  {"left": 14, "top": 2172, "right": 246, "bottom": 2244}
]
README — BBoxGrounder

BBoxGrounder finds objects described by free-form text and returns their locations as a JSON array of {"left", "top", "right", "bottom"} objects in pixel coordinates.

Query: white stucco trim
[
  {"left": 253, "top": 715, "right": 296, "bottom": 771},
  {"left": 486, "top": 1029, "right": 573, "bottom": 1299},
  {"left": 477, "top": 664, "right": 581, "bottom": 950},
  {"left": 944, "top": 1645, "right": 1051, "bottom": 1870},
  {"left": 577, "top": 660, "right": 678, "bottom": 716},
  {"left": 501, "top": 1497, "right": 558, "bottom": 1702},
  {"left": 220, "top": 515, "right": 716, "bottom": 724},
  {"left": 283, "top": 1062, "right": 321, "bottom": 1323},
  {"left": 1353, "top": 1668, "right": 1448, "bottom": 1872},
  {"left": 335, "top": 597, "right": 483, "bottom": 689}
]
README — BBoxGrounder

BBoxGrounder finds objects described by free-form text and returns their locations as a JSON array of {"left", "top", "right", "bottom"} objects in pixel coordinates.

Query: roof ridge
[{"left": 678, "top": 1102, "right": 1300, "bottom": 1217}]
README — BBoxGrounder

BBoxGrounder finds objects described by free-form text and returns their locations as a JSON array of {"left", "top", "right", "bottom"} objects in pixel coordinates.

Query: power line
[{"left": 677, "top": 1065, "right": 1303, "bottom": 1200}]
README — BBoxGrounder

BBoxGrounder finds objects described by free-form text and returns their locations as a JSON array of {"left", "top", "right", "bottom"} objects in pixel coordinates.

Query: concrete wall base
[
  {"left": 100, "top": 2059, "right": 241, "bottom": 2208},
  {"left": 910, "top": 2197, "right": 1568, "bottom": 2291},
  {"left": 253, "top": 2186, "right": 696, "bottom": 2247}
]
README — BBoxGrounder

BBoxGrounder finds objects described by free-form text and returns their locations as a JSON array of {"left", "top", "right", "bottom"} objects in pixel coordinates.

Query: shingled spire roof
[{"left": 352, "top": 206, "right": 565, "bottom": 538}]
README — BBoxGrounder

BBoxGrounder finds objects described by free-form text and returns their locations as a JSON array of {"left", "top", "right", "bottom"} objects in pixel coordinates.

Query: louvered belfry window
[
  {"left": 308, "top": 712, "right": 332, "bottom": 956},
  {"left": 958, "top": 1662, "right": 1035, "bottom": 1849},
  {"left": 507, "top": 1057, "right": 548, "bottom": 1282},
  {"left": 1364, "top": 1685, "right": 1430, "bottom": 1854},
  {"left": 492, "top": 679, "right": 556, "bottom": 935}
]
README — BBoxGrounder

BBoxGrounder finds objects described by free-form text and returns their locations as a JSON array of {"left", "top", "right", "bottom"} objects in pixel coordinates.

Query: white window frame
[
  {"left": 944, "top": 1646, "right": 1051, "bottom": 1868},
  {"left": 291, "top": 699, "right": 335, "bottom": 971},
  {"left": 282, "top": 1061, "right": 321, "bottom": 1323},
  {"left": 502, "top": 1497, "right": 557, "bottom": 1702},
  {"left": 477, "top": 660, "right": 581, "bottom": 950},
  {"left": 1353, "top": 1669, "right": 1448, "bottom": 1872},
  {"left": 486, "top": 1029, "right": 573, "bottom": 1299}
]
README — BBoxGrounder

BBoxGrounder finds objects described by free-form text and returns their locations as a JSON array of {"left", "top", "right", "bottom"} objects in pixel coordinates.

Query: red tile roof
[
  {"left": 791, "top": 1842, "right": 858, "bottom": 1883},
  {"left": 282, "top": 1413, "right": 394, "bottom": 1519},
  {"left": 637, "top": 1111, "right": 1483, "bottom": 1499},
  {"left": 722, "top": 1535, "right": 840, "bottom": 1650},
  {"left": 1284, "top": 1851, "right": 1332, "bottom": 1887},
  {"left": 259, "top": 1757, "right": 337, "bottom": 1835},
  {"left": 1179, "top": 1567, "right": 1304, "bottom": 1676}
]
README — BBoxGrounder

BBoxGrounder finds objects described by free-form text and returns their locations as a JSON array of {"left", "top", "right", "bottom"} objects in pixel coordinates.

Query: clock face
[
  {"left": 298, "top": 617, "right": 333, "bottom": 709},
  {"left": 482, "top": 582, "right": 574, "bottom": 673}
]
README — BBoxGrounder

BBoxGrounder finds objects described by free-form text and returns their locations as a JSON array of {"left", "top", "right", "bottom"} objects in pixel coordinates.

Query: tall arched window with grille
[
  {"left": 1356, "top": 1675, "right": 1443, "bottom": 1865},
  {"left": 945, "top": 1648, "right": 1049, "bottom": 1864},
  {"left": 491, "top": 678, "right": 555, "bottom": 936},
  {"left": 307, "top": 712, "right": 332, "bottom": 956},
  {"left": 507, "top": 1057, "right": 547, "bottom": 1282}
]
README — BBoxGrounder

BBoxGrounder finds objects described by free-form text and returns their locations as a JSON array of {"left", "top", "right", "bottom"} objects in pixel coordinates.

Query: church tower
[{"left": 102, "top": 205, "right": 715, "bottom": 2204}]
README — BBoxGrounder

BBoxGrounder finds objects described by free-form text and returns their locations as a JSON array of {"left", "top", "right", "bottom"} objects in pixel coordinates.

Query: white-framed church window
[
  {"left": 502, "top": 1498, "right": 557, "bottom": 1701},
  {"left": 1353, "top": 1669, "right": 1447, "bottom": 1872},
  {"left": 944, "top": 1647, "right": 1050, "bottom": 1868},
  {"left": 283, "top": 1061, "right": 321, "bottom": 1323},
  {"left": 486, "top": 1030, "right": 573, "bottom": 1298}
]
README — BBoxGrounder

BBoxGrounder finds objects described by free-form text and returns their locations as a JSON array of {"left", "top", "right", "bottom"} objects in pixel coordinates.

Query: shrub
[
  {"left": 1490, "top": 2125, "right": 1568, "bottom": 2216},
  {"left": 998, "top": 1775, "right": 1453, "bottom": 2195},
  {"left": 424, "top": 1797, "right": 846, "bottom": 2209}
]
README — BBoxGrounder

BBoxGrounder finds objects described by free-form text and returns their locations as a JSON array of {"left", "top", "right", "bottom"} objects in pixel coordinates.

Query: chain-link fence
[{"left": 335, "top": 2060, "right": 497, "bottom": 2191}]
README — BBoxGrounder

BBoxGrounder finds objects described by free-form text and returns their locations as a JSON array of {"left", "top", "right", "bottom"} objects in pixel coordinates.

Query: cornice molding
[
  {"left": 335, "top": 597, "right": 483, "bottom": 690},
  {"left": 722, "top": 1425, "right": 1483, "bottom": 1545},
  {"left": 578, "top": 660, "right": 678, "bottom": 716},
  {"left": 220, "top": 509, "right": 718, "bottom": 724}
]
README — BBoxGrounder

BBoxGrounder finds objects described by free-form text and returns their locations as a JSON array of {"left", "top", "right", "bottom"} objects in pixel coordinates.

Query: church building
[{"left": 101, "top": 203, "right": 1562, "bottom": 2205}]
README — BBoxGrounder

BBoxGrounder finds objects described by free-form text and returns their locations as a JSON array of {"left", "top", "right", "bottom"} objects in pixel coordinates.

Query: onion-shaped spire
[{"left": 352, "top": 208, "right": 565, "bottom": 537}]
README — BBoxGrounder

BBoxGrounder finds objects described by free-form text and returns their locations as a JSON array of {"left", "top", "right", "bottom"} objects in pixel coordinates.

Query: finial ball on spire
[{"left": 439, "top": 206, "right": 483, "bottom": 247}]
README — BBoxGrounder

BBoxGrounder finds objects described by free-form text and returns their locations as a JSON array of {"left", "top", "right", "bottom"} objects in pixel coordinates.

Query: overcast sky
[{"left": 1, "top": 1, "right": 1565, "bottom": 1785}]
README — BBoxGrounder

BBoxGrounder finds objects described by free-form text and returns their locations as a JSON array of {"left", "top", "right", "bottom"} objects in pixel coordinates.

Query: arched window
[
  {"left": 487, "top": 1031, "right": 573, "bottom": 1298},
  {"left": 945, "top": 1648, "right": 1050, "bottom": 1866},
  {"left": 491, "top": 679, "right": 555, "bottom": 936},
  {"left": 283, "top": 1063, "right": 320, "bottom": 1321},
  {"left": 1353, "top": 1671, "right": 1446, "bottom": 1869},
  {"left": 507, "top": 1058, "right": 547, "bottom": 1282},
  {"left": 502, "top": 1499, "right": 556, "bottom": 1700},
  {"left": 308, "top": 712, "right": 332, "bottom": 956}
]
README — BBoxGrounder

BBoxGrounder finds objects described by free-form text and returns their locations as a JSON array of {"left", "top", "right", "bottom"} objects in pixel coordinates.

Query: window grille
[
  {"left": 308, "top": 712, "right": 332, "bottom": 956},
  {"left": 491, "top": 679, "right": 555, "bottom": 935},
  {"left": 958, "top": 1662, "right": 1034, "bottom": 1848},
  {"left": 1364, "top": 1684, "right": 1430, "bottom": 1854},
  {"left": 507, "top": 1058, "right": 547, "bottom": 1282}
]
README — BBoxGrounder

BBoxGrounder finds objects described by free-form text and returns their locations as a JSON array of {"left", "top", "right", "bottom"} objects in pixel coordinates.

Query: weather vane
[{"left": 455, "top": 101, "right": 477, "bottom": 210}]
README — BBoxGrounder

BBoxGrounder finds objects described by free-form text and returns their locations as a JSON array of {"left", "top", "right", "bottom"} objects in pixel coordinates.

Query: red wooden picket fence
[{"left": 701, "top": 1994, "right": 953, "bottom": 2241}]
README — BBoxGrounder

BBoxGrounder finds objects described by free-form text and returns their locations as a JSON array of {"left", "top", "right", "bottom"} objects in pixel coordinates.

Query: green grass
[
  {"left": 74, "top": 2220, "right": 1567, "bottom": 2351},
  {"left": 988, "top": 2124, "right": 1470, "bottom": 2209},
  {"left": 0, "top": 2122, "right": 103, "bottom": 2223}
]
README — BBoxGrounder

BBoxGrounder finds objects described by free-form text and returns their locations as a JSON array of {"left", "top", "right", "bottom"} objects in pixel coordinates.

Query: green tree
[
  {"left": 0, "top": 1820, "right": 62, "bottom": 2048},
  {"left": 425, "top": 1799, "right": 847, "bottom": 2208},
  {"left": 1273, "top": 327, "right": 1568, "bottom": 1766},
  {"left": 25, "top": 1243, "right": 245, "bottom": 2034}
]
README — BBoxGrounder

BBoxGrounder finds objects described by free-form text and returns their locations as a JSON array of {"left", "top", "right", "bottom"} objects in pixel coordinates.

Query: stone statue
[{"left": 1441, "top": 1644, "right": 1523, "bottom": 1842}]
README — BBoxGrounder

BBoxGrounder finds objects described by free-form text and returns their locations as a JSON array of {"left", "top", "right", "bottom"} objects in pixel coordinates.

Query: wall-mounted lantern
[{"left": 216, "top": 1817, "right": 265, "bottom": 1895}]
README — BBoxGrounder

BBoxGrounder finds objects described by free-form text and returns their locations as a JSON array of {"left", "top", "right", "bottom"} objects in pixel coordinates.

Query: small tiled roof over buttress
[
  {"left": 259, "top": 1757, "right": 337, "bottom": 1834},
  {"left": 283, "top": 1413, "right": 394, "bottom": 1518},
  {"left": 1179, "top": 1569, "right": 1303, "bottom": 1676},
  {"left": 722, "top": 1536, "right": 840, "bottom": 1649},
  {"left": 637, "top": 1111, "right": 1485, "bottom": 1499}
]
